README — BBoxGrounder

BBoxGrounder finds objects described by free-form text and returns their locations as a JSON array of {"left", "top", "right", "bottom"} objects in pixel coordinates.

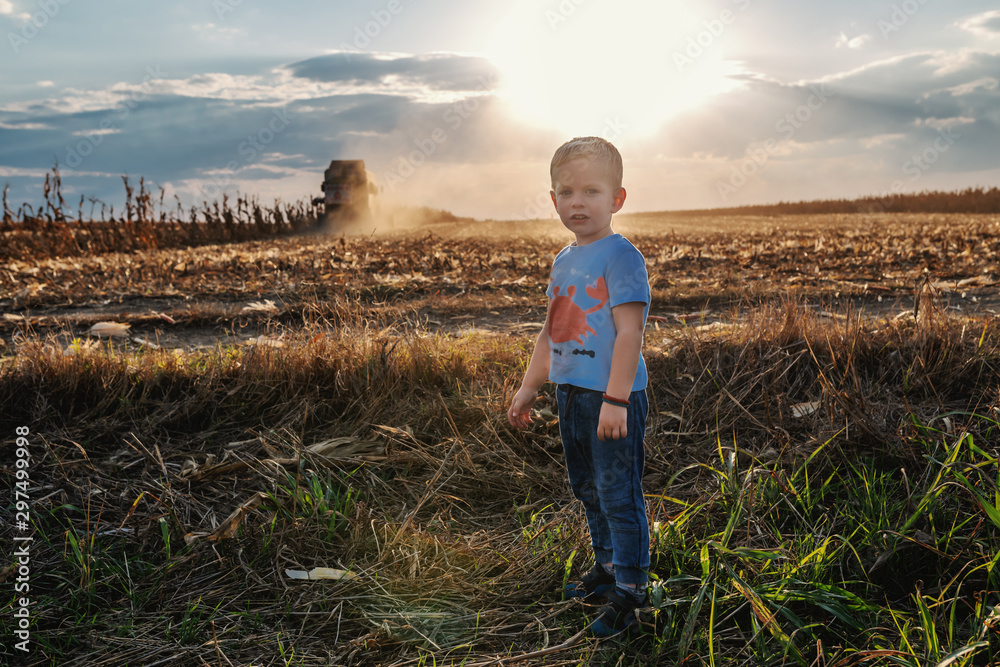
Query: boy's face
[{"left": 550, "top": 157, "right": 626, "bottom": 246}]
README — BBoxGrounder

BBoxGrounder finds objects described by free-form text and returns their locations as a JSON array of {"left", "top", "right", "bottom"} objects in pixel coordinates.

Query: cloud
[
  {"left": 914, "top": 117, "right": 976, "bottom": 131},
  {"left": 930, "top": 77, "right": 999, "bottom": 98},
  {"left": 0, "top": 51, "right": 522, "bottom": 216},
  {"left": 710, "top": 51, "right": 999, "bottom": 154},
  {"left": 191, "top": 22, "right": 246, "bottom": 39},
  {"left": 286, "top": 52, "right": 500, "bottom": 96},
  {"left": 643, "top": 48, "right": 1000, "bottom": 207},
  {"left": 0, "top": 120, "right": 53, "bottom": 130},
  {"left": 0, "top": 0, "right": 30, "bottom": 21},
  {"left": 835, "top": 32, "right": 871, "bottom": 50},
  {"left": 1, "top": 53, "right": 499, "bottom": 123},
  {"left": 0, "top": 166, "right": 51, "bottom": 178},
  {"left": 959, "top": 11, "right": 1000, "bottom": 38},
  {"left": 70, "top": 128, "right": 120, "bottom": 138}
]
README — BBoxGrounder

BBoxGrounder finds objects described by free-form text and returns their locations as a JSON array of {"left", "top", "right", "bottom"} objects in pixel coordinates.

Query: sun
[{"left": 486, "top": 0, "right": 743, "bottom": 138}]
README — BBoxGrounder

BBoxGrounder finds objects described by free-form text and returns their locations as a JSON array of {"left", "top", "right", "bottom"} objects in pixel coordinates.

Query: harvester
[{"left": 311, "top": 159, "right": 376, "bottom": 228}]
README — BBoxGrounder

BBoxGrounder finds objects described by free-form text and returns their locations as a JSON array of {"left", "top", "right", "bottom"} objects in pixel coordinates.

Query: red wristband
[{"left": 602, "top": 393, "right": 630, "bottom": 407}]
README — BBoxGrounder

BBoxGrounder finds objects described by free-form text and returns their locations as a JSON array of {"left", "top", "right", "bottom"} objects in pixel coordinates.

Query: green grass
[
  {"left": 270, "top": 466, "right": 360, "bottom": 541},
  {"left": 638, "top": 414, "right": 1000, "bottom": 666}
]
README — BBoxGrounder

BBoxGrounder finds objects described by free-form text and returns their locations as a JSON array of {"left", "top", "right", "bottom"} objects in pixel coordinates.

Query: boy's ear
[
  {"left": 550, "top": 190, "right": 557, "bottom": 210},
  {"left": 611, "top": 187, "right": 626, "bottom": 212}
]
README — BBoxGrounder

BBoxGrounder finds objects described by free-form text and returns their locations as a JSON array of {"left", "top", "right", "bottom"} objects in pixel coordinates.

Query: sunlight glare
[{"left": 487, "top": 0, "right": 744, "bottom": 138}]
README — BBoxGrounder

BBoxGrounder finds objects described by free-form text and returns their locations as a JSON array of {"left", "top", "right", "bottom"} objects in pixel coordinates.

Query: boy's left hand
[{"left": 597, "top": 402, "right": 628, "bottom": 441}]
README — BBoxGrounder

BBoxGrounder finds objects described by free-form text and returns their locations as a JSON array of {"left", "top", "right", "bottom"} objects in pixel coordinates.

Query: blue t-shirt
[{"left": 545, "top": 234, "right": 650, "bottom": 392}]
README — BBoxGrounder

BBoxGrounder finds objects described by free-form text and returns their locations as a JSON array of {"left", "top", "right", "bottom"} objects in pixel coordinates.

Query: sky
[{"left": 1, "top": 0, "right": 999, "bottom": 220}]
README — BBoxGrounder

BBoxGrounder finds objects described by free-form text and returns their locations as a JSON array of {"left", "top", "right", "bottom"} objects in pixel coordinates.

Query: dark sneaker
[
  {"left": 564, "top": 563, "right": 615, "bottom": 603},
  {"left": 589, "top": 586, "right": 648, "bottom": 637}
]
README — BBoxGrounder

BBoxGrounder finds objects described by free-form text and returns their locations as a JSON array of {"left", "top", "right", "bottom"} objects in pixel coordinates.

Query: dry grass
[{"left": 3, "top": 288, "right": 1000, "bottom": 665}]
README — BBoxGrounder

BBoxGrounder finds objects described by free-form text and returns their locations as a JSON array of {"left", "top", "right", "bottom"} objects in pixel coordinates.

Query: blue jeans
[{"left": 556, "top": 384, "right": 650, "bottom": 586}]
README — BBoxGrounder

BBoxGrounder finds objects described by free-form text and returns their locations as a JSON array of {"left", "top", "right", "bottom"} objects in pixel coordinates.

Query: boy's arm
[
  {"left": 507, "top": 313, "right": 552, "bottom": 429},
  {"left": 598, "top": 301, "right": 645, "bottom": 441}
]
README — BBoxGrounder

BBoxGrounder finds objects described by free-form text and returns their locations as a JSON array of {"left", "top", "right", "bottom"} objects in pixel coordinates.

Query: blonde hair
[{"left": 550, "top": 136, "right": 623, "bottom": 190}]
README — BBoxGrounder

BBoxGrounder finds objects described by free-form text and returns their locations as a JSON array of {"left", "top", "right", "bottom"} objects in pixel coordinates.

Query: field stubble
[
  {"left": 2, "top": 212, "right": 1000, "bottom": 665},
  {"left": 3, "top": 212, "right": 1000, "bottom": 346}
]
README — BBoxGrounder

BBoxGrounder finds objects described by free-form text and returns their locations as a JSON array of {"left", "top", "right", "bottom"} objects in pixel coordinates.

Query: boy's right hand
[{"left": 507, "top": 387, "right": 538, "bottom": 429}]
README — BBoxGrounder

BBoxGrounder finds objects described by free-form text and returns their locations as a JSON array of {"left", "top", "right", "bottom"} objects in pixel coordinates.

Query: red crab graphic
[{"left": 549, "top": 277, "right": 609, "bottom": 345}]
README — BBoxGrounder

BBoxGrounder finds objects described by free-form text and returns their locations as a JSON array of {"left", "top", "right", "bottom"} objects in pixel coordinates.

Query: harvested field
[{"left": 3, "top": 207, "right": 1000, "bottom": 666}]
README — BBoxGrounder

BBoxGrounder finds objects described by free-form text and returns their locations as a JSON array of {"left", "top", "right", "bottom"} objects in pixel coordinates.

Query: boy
[{"left": 507, "top": 136, "right": 651, "bottom": 637}]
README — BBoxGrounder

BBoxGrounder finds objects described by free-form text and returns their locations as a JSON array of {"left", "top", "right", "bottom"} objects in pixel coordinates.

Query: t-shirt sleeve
[{"left": 606, "top": 244, "right": 650, "bottom": 308}]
